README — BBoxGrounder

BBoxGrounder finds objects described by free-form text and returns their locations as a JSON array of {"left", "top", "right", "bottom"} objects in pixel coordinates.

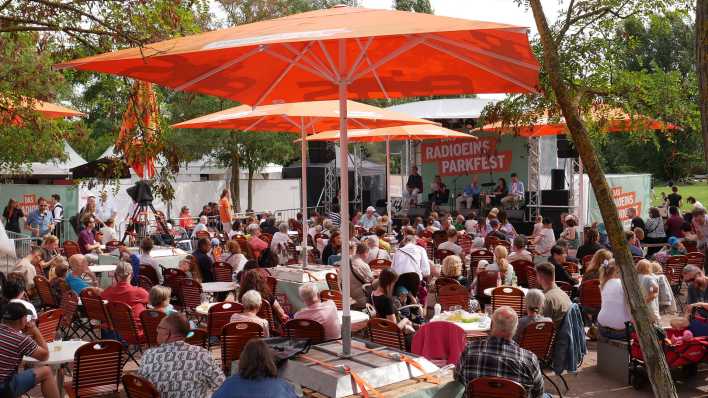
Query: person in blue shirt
[
  {"left": 66, "top": 254, "right": 100, "bottom": 294},
  {"left": 212, "top": 338, "right": 296, "bottom": 398},
  {"left": 25, "top": 197, "right": 54, "bottom": 240},
  {"left": 456, "top": 175, "right": 480, "bottom": 213}
]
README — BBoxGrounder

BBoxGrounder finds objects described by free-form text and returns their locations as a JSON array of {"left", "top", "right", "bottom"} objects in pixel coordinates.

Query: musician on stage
[
  {"left": 501, "top": 173, "right": 526, "bottom": 208},
  {"left": 487, "top": 177, "right": 508, "bottom": 206},
  {"left": 428, "top": 175, "right": 450, "bottom": 209},
  {"left": 404, "top": 166, "right": 424, "bottom": 206},
  {"left": 456, "top": 175, "right": 480, "bottom": 213}
]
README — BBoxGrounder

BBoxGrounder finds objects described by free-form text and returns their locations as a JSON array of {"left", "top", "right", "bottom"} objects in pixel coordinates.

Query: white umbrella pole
[
  {"left": 578, "top": 159, "right": 584, "bottom": 226},
  {"left": 301, "top": 122, "right": 308, "bottom": 268},
  {"left": 386, "top": 137, "right": 391, "bottom": 232},
  {"left": 338, "top": 40, "right": 351, "bottom": 357}
]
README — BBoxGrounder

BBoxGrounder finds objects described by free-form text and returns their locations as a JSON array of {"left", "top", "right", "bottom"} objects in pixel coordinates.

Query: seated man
[
  {"left": 77, "top": 216, "right": 101, "bottom": 263},
  {"left": 0, "top": 303, "right": 59, "bottom": 398},
  {"left": 683, "top": 265, "right": 708, "bottom": 309},
  {"left": 455, "top": 306, "right": 545, "bottom": 398},
  {"left": 456, "top": 176, "right": 480, "bottom": 213},
  {"left": 437, "top": 227, "right": 463, "bottom": 256},
  {"left": 501, "top": 173, "right": 525, "bottom": 208},
  {"left": 4, "top": 273, "right": 38, "bottom": 322},
  {"left": 536, "top": 262, "right": 572, "bottom": 329},
  {"left": 508, "top": 236, "right": 533, "bottom": 263},
  {"left": 547, "top": 245, "right": 579, "bottom": 285},
  {"left": 139, "top": 313, "right": 224, "bottom": 397},
  {"left": 66, "top": 254, "right": 100, "bottom": 294},
  {"left": 101, "top": 261, "right": 149, "bottom": 326},
  {"left": 192, "top": 238, "right": 215, "bottom": 282},
  {"left": 294, "top": 283, "right": 341, "bottom": 341},
  {"left": 404, "top": 166, "right": 424, "bottom": 206},
  {"left": 12, "top": 246, "right": 42, "bottom": 290}
]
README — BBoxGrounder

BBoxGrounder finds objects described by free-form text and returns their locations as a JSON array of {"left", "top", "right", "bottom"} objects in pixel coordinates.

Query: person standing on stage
[
  {"left": 405, "top": 166, "right": 424, "bottom": 206},
  {"left": 501, "top": 173, "right": 525, "bottom": 208},
  {"left": 456, "top": 175, "right": 480, "bottom": 213}
]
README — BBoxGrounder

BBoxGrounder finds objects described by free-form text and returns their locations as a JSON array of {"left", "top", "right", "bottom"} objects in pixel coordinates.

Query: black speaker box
[
  {"left": 308, "top": 142, "right": 335, "bottom": 163},
  {"left": 541, "top": 189, "right": 569, "bottom": 206},
  {"left": 551, "top": 169, "right": 565, "bottom": 190},
  {"left": 557, "top": 134, "right": 578, "bottom": 158}
]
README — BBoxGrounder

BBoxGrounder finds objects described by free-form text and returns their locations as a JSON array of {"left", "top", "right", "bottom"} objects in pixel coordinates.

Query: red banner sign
[
  {"left": 421, "top": 138, "right": 512, "bottom": 176},
  {"left": 612, "top": 186, "right": 641, "bottom": 221}
]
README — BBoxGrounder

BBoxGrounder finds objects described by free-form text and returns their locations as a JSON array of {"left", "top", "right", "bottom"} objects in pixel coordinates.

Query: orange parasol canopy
[
  {"left": 56, "top": 6, "right": 539, "bottom": 105},
  {"left": 303, "top": 123, "right": 474, "bottom": 142},
  {"left": 479, "top": 106, "right": 678, "bottom": 137},
  {"left": 1, "top": 96, "right": 85, "bottom": 120},
  {"left": 171, "top": 100, "right": 432, "bottom": 132}
]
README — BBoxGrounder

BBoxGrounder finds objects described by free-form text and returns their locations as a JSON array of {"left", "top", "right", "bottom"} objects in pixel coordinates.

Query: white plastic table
[
  {"left": 24, "top": 340, "right": 88, "bottom": 397},
  {"left": 337, "top": 310, "right": 370, "bottom": 332},
  {"left": 430, "top": 316, "right": 491, "bottom": 334},
  {"left": 201, "top": 282, "right": 236, "bottom": 294},
  {"left": 89, "top": 265, "right": 116, "bottom": 273},
  {"left": 483, "top": 286, "right": 528, "bottom": 297}
]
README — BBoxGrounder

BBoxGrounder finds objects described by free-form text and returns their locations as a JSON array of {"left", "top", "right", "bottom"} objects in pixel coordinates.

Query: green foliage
[
  {"left": 218, "top": 0, "right": 359, "bottom": 24},
  {"left": 393, "top": 0, "right": 433, "bottom": 13}
]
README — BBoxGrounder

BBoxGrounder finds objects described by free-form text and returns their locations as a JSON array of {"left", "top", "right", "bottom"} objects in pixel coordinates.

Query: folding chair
[
  {"left": 64, "top": 340, "right": 123, "bottom": 398},
  {"left": 122, "top": 374, "right": 159, "bottom": 398},
  {"left": 37, "top": 308, "right": 64, "bottom": 343},
  {"left": 367, "top": 318, "right": 406, "bottom": 351},
  {"left": 139, "top": 310, "right": 165, "bottom": 348},
  {"left": 106, "top": 301, "right": 144, "bottom": 367},
  {"left": 466, "top": 376, "right": 526, "bottom": 398},
  {"left": 221, "top": 321, "right": 265, "bottom": 375},
  {"left": 319, "top": 289, "right": 343, "bottom": 310},
  {"left": 517, "top": 320, "right": 564, "bottom": 396},
  {"left": 207, "top": 302, "right": 244, "bottom": 348},
  {"left": 79, "top": 288, "right": 111, "bottom": 340},
  {"left": 283, "top": 319, "right": 325, "bottom": 344}
]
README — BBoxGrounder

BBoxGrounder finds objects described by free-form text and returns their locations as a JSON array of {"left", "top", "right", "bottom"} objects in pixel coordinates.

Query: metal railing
[{"left": 1, "top": 230, "right": 33, "bottom": 274}]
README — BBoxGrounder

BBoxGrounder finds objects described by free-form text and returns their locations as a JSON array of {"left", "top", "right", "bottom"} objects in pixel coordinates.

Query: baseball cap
[
  {"left": 668, "top": 236, "right": 680, "bottom": 247},
  {"left": 395, "top": 286, "right": 409, "bottom": 296},
  {"left": 1, "top": 302, "right": 29, "bottom": 321}
]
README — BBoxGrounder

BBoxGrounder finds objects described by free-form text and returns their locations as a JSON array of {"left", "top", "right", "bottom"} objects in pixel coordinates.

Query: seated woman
[
  {"left": 48, "top": 261, "right": 69, "bottom": 304},
  {"left": 212, "top": 339, "right": 297, "bottom": 398},
  {"left": 149, "top": 285, "right": 176, "bottom": 315},
  {"left": 441, "top": 254, "right": 467, "bottom": 287},
  {"left": 223, "top": 240, "right": 248, "bottom": 275},
  {"left": 514, "top": 289, "right": 551, "bottom": 342},
  {"left": 230, "top": 289, "right": 269, "bottom": 336},
  {"left": 558, "top": 216, "right": 580, "bottom": 252},
  {"left": 576, "top": 227, "right": 604, "bottom": 261},
  {"left": 583, "top": 249, "right": 613, "bottom": 281},
  {"left": 481, "top": 245, "right": 515, "bottom": 285},
  {"left": 597, "top": 259, "right": 631, "bottom": 340},
  {"left": 372, "top": 268, "right": 415, "bottom": 335},
  {"left": 321, "top": 231, "right": 342, "bottom": 266},
  {"left": 238, "top": 270, "right": 289, "bottom": 326},
  {"left": 636, "top": 259, "right": 661, "bottom": 325}
]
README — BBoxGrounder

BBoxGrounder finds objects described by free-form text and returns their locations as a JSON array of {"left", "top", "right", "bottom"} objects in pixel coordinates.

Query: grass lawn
[{"left": 652, "top": 181, "right": 708, "bottom": 212}]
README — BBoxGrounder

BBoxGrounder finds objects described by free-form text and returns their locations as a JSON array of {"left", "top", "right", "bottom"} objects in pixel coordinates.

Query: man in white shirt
[
  {"left": 437, "top": 228, "right": 463, "bottom": 256},
  {"left": 95, "top": 191, "right": 117, "bottom": 226},
  {"left": 501, "top": 173, "right": 525, "bottom": 208},
  {"left": 533, "top": 218, "right": 556, "bottom": 257},
  {"left": 49, "top": 194, "right": 64, "bottom": 241},
  {"left": 392, "top": 235, "right": 430, "bottom": 280}
]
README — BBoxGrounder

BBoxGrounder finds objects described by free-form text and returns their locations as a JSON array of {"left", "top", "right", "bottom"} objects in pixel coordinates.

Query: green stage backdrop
[{"left": 0, "top": 184, "right": 79, "bottom": 240}]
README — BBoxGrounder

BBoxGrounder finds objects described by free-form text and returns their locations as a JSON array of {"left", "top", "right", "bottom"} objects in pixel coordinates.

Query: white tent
[
  {"left": 385, "top": 98, "right": 495, "bottom": 120},
  {"left": 13, "top": 140, "right": 87, "bottom": 176}
]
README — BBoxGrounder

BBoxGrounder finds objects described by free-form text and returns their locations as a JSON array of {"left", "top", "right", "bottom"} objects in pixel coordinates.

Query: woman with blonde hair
[
  {"left": 636, "top": 259, "right": 660, "bottom": 324},
  {"left": 149, "top": 285, "right": 176, "bottom": 315},
  {"left": 597, "top": 259, "right": 631, "bottom": 339},
  {"left": 583, "top": 249, "right": 613, "bottom": 281},
  {"left": 441, "top": 254, "right": 466, "bottom": 286},
  {"left": 484, "top": 245, "right": 515, "bottom": 285}
]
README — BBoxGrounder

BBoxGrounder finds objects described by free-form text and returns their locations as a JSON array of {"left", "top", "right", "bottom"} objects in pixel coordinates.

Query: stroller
[{"left": 626, "top": 322, "right": 708, "bottom": 390}]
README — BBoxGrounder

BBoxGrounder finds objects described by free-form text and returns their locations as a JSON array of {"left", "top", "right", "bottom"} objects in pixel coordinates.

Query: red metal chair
[
  {"left": 163, "top": 268, "right": 187, "bottom": 308},
  {"left": 79, "top": 288, "right": 111, "bottom": 340},
  {"left": 510, "top": 260, "right": 532, "bottom": 287},
  {"left": 65, "top": 340, "right": 123, "bottom": 398},
  {"left": 368, "top": 259, "right": 392, "bottom": 270},
  {"left": 59, "top": 290, "right": 86, "bottom": 339},
  {"left": 138, "top": 275, "right": 154, "bottom": 292},
  {"left": 37, "top": 308, "right": 63, "bottom": 343},
  {"left": 438, "top": 283, "right": 470, "bottom": 311},
  {"left": 106, "top": 301, "right": 144, "bottom": 366},
  {"left": 684, "top": 240, "right": 698, "bottom": 253},
  {"left": 122, "top": 374, "right": 159, "bottom": 398},
  {"left": 475, "top": 270, "right": 499, "bottom": 301},
  {"left": 139, "top": 310, "right": 165, "bottom": 348},
  {"left": 283, "top": 319, "right": 325, "bottom": 344},
  {"left": 104, "top": 240, "right": 122, "bottom": 253},
  {"left": 469, "top": 249, "right": 494, "bottom": 277},
  {"left": 516, "top": 320, "right": 563, "bottom": 395},
  {"left": 221, "top": 321, "right": 265, "bottom": 375},
  {"left": 62, "top": 240, "right": 81, "bottom": 258},
  {"left": 213, "top": 262, "right": 234, "bottom": 283},
  {"left": 490, "top": 286, "right": 524, "bottom": 314},
  {"left": 556, "top": 281, "right": 574, "bottom": 297},
  {"left": 184, "top": 328, "right": 208, "bottom": 348},
  {"left": 367, "top": 318, "right": 406, "bottom": 351},
  {"left": 257, "top": 299, "right": 279, "bottom": 336},
  {"left": 179, "top": 278, "right": 204, "bottom": 318},
  {"left": 466, "top": 376, "right": 526, "bottom": 398},
  {"left": 435, "top": 248, "right": 456, "bottom": 264},
  {"left": 139, "top": 265, "right": 160, "bottom": 286},
  {"left": 207, "top": 301, "right": 244, "bottom": 347},
  {"left": 562, "top": 261, "right": 579, "bottom": 274},
  {"left": 579, "top": 279, "right": 602, "bottom": 322},
  {"left": 526, "top": 265, "right": 539, "bottom": 289},
  {"left": 458, "top": 233, "right": 473, "bottom": 254},
  {"left": 686, "top": 252, "right": 705, "bottom": 267},
  {"left": 34, "top": 275, "right": 57, "bottom": 310},
  {"left": 325, "top": 272, "right": 340, "bottom": 291},
  {"left": 319, "top": 289, "right": 343, "bottom": 310},
  {"left": 434, "top": 277, "right": 461, "bottom": 295}
]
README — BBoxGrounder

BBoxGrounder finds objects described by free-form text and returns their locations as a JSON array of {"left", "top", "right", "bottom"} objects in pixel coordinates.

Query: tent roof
[
  {"left": 19, "top": 141, "right": 87, "bottom": 176},
  {"left": 385, "top": 98, "right": 495, "bottom": 120}
]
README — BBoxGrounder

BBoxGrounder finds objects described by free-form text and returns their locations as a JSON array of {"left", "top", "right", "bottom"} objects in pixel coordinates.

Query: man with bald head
[
  {"left": 66, "top": 254, "right": 100, "bottom": 294},
  {"left": 138, "top": 313, "right": 224, "bottom": 398},
  {"left": 455, "top": 306, "right": 545, "bottom": 397}
]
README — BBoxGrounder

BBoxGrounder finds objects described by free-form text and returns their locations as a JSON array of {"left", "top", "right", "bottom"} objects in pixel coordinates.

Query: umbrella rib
[
  {"left": 264, "top": 47, "right": 334, "bottom": 83},
  {"left": 282, "top": 43, "right": 336, "bottom": 82},
  {"left": 256, "top": 42, "right": 315, "bottom": 106},
  {"left": 350, "top": 35, "right": 426, "bottom": 82},
  {"left": 344, "top": 36, "right": 374, "bottom": 82},
  {"left": 353, "top": 38, "right": 389, "bottom": 100},
  {"left": 242, "top": 115, "right": 268, "bottom": 132},
  {"left": 422, "top": 41, "right": 539, "bottom": 93},
  {"left": 317, "top": 40, "right": 340, "bottom": 80},
  {"left": 280, "top": 114, "right": 304, "bottom": 130},
  {"left": 172, "top": 45, "right": 265, "bottom": 93},
  {"left": 424, "top": 33, "right": 540, "bottom": 71}
]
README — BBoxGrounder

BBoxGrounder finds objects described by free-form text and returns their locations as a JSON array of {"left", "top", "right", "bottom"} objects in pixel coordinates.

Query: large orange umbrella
[
  {"left": 173, "top": 100, "right": 434, "bottom": 264},
  {"left": 305, "top": 124, "right": 475, "bottom": 219},
  {"left": 1, "top": 96, "right": 85, "bottom": 122},
  {"left": 57, "top": 5, "right": 539, "bottom": 357}
]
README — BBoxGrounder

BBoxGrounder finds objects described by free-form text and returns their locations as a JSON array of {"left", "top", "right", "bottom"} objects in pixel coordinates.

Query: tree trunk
[
  {"left": 247, "top": 168, "right": 254, "bottom": 212},
  {"left": 230, "top": 151, "right": 241, "bottom": 213},
  {"left": 698, "top": 0, "right": 708, "bottom": 171},
  {"left": 528, "top": 1, "right": 678, "bottom": 397}
]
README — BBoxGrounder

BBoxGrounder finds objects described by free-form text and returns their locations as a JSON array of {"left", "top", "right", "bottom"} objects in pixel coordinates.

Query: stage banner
[
  {"left": 421, "top": 138, "right": 513, "bottom": 176},
  {"left": 0, "top": 184, "right": 80, "bottom": 240},
  {"left": 587, "top": 174, "right": 651, "bottom": 228}
]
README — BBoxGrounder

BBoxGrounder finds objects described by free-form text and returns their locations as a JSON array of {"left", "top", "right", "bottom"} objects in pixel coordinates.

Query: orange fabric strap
[
  {"left": 341, "top": 341, "right": 440, "bottom": 385},
  {"left": 299, "top": 353, "right": 384, "bottom": 398}
]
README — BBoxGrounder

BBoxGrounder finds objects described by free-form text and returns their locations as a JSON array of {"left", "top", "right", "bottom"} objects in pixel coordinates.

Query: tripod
[{"left": 121, "top": 201, "right": 172, "bottom": 246}]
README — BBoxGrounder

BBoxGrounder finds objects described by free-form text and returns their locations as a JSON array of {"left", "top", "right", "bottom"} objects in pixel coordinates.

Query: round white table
[
  {"left": 430, "top": 316, "right": 491, "bottom": 334},
  {"left": 483, "top": 286, "right": 528, "bottom": 297},
  {"left": 24, "top": 340, "right": 88, "bottom": 397},
  {"left": 201, "top": 282, "right": 236, "bottom": 294},
  {"left": 296, "top": 245, "right": 314, "bottom": 251},
  {"left": 89, "top": 265, "right": 116, "bottom": 273},
  {"left": 337, "top": 310, "right": 370, "bottom": 332},
  {"left": 196, "top": 302, "right": 219, "bottom": 315}
]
